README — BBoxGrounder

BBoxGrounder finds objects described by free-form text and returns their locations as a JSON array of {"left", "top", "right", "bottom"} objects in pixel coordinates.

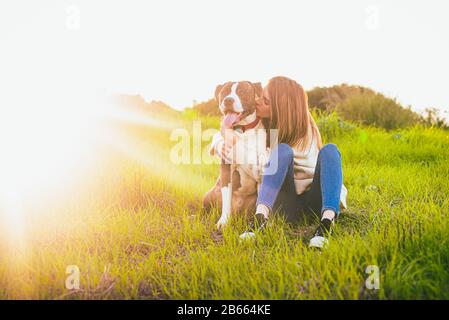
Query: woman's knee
[
  {"left": 273, "top": 143, "right": 294, "bottom": 163},
  {"left": 319, "top": 143, "right": 341, "bottom": 159}
]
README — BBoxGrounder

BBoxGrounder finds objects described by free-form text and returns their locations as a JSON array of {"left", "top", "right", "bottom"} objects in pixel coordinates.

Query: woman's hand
[
  {"left": 217, "top": 130, "right": 239, "bottom": 163},
  {"left": 209, "top": 121, "right": 241, "bottom": 163}
]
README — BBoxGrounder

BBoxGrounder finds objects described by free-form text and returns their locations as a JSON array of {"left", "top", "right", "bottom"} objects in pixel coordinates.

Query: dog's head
[{"left": 214, "top": 81, "right": 263, "bottom": 129}]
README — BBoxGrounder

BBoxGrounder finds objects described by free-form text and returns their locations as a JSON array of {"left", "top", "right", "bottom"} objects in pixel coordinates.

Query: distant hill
[
  {"left": 187, "top": 84, "right": 380, "bottom": 117},
  {"left": 188, "top": 84, "right": 431, "bottom": 130},
  {"left": 307, "top": 84, "right": 377, "bottom": 111},
  {"left": 306, "top": 84, "right": 421, "bottom": 129},
  {"left": 115, "top": 86, "right": 446, "bottom": 130},
  {"left": 114, "top": 94, "right": 180, "bottom": 117},
  {"left": 189, "top": 98, "right": 220, "bottom": 116},
  {"left": 189, "top": 84, "right": 394, "bottom": 116}
]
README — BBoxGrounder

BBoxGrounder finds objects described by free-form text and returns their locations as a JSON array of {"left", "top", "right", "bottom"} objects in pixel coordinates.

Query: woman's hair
[{"left": 266, "top": 76, "right": 323, "bottom": 152}]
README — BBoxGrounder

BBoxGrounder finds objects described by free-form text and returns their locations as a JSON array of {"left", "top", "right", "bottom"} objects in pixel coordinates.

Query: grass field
[{"left": 1, "top": 107, "right": 448, "bottom": 300}]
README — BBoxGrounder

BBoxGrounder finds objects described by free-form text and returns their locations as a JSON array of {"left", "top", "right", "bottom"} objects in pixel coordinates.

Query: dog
[{"left": 202, "top": 81, "right": 268, "bottom": 229}]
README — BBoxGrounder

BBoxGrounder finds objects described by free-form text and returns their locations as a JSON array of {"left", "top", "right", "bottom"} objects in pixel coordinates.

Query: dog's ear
[
  {"left": 252, "top": 82, "right": 263, "bottom": 98},
  {"left": 214, "top": 83, "right": 225, "bottom": 101}
]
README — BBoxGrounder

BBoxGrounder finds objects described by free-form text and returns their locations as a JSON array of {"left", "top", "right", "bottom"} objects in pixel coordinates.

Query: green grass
[{"left": 0, "top": 109, "right": 448, "bottom": 300}]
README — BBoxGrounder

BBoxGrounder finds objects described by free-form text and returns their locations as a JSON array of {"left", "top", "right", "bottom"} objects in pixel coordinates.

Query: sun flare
[{"left": 0, "top": 94, "right": 117, "bottom": 244}]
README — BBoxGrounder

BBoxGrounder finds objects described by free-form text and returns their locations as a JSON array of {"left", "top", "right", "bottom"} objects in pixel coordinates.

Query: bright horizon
[{"left": 1, "top": 0, "right": 448, "bottom": 119}]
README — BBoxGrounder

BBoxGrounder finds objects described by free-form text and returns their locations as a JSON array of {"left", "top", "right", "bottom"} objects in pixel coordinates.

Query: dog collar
[{"left": 234, "top": 117, "right": 261, "bottom": 133}]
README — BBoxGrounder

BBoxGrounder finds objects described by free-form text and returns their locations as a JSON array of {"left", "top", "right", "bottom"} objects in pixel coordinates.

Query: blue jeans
[{"left": 256, "top": 143, "right": 343, "bottom": 223}]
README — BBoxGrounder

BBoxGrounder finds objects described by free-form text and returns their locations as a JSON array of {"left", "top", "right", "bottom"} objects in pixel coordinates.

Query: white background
[{"left": 1, "top": 0, "right": 448, "bottom": 119}]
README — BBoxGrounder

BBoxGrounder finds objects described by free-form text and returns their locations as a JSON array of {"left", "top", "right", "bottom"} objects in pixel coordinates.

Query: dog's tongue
[{"left": 223, "top": 113, "right": 240, "bottom": 128}]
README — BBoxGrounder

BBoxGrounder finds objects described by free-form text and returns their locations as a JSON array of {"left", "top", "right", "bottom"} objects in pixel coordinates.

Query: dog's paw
[{"left": 216, "top": 217, "right": 229, "bottom": 230}]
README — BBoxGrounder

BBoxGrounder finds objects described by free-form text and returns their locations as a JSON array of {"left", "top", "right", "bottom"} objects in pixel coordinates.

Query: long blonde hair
[{"left": 267, "top": 76, "right": 323, "bottom": 151}]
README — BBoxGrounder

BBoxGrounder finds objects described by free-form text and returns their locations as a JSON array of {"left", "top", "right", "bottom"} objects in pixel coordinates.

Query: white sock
[
  {"left": 256, "top": 204, "right": 270, "bottom": 219},
  {"left": 321, "top": 209, "right": 336, "bottom": 222}
]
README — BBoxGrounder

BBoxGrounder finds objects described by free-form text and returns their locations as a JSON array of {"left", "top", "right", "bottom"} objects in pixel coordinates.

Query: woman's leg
[
  {"left": 304, "top": 143, "right": 343, "bottom": 218},
  {"left": 305, "top": 143, "right": 343, "bottom": 248},
  {"left": 240, "top": 143, "right": 300, "bottom": 239},
  {"left": 255, "top": 143, "right": 299, "bottom": 223}
]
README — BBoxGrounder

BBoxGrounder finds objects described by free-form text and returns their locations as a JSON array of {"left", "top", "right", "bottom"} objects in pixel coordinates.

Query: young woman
[{"left": 218, "top": 76, "right": 347, "bottom": 248}]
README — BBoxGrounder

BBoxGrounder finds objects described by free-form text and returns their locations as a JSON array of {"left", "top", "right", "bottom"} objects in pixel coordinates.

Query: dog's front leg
[{"left": 216, "top": 161, "right": 232, "bottom": 230}]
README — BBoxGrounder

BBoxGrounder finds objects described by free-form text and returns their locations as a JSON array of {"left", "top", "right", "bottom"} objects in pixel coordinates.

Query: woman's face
[{"left": 256, "top": 86, "right": 271, "bottom": 119}]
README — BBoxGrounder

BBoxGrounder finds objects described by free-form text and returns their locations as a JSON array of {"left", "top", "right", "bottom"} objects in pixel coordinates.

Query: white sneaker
[
  {"left": 239, "top": 231, "right": 256, "bottom": 241},
  {"left": 239, "top": 214, "right": 268, "bottom": 241},
  {"left": 309, "top": 218, "right": 333, "bottom": 249}
]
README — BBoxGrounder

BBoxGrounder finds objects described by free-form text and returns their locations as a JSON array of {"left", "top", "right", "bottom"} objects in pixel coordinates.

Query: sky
[{"left": 1, "top": 0, "right": 448, "bottom": 119}]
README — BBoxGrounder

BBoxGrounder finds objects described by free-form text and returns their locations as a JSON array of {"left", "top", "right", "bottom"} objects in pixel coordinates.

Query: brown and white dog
[{"left": 203, "top": 81, "right": 267, "bottom": 229}]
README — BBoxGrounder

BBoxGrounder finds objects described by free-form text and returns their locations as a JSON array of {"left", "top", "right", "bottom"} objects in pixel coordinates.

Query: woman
[{"left": 216, "top": 76, "right": 347, "bottom": 248}]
